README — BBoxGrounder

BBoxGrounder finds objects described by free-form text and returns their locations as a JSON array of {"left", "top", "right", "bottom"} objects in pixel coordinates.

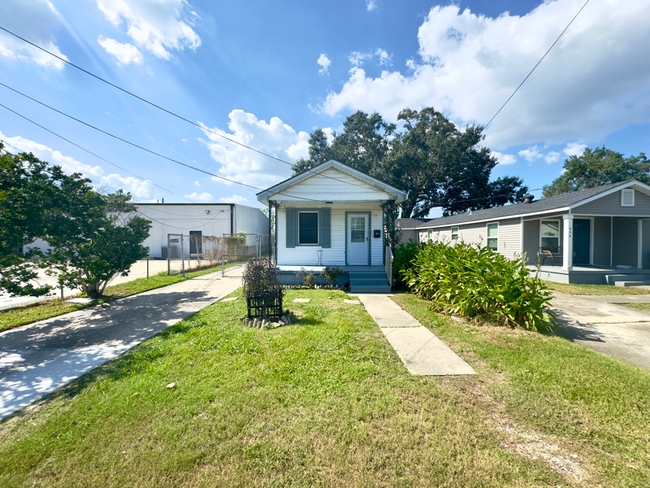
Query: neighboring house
[
  {"left": 398, "top": 180, "right": 650, "bottom": 284},
  {"left": 257, "top": 160, "right": 406, "bottom": 292},
  {"left": 135, "top": 203, "right": 268, "bottom": 259},
  {"left": 397, "top": 218, "right": 432, "bottom": 244}
]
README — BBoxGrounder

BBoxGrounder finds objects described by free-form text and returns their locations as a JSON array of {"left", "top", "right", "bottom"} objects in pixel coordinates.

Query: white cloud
[
  {"left": 101, "top": 174, "right": 153, "bottom": 198},
  {"left": 563, "top": 142, "right": 587, "bottom": 157},
  {"left": 0, "top": 130, "right": 155, "bottom": 198},
  {"left": 97, "top": 36, "right": 143, "bottom": 64},
  {"left": 518, "top": 146, "right": 542, "bottom": 163},
  {"left": 349, "top": 51, "right": 373, "bottom": 67},
  {"left": 492, "top": 151, "right": 516, "bottom": 166},
  {"left": 95, "top": 0, "right": 201, "bottom": 60},
  {"left": 0, "top": 130, "right": 103, "bottom": 177},
  {"left": 0, "top": 0, "right": 68, "bottom": 69},
  {"left": 193, "top": 180, "right": 201, "bottom": 186},
  {"left": 199, "top": 109, "right": 310, "bottom": 188},
  {"left": 544, "top": 151, "right": 561, "bottom": 164},
  {"left": 218, "top": 194, "right": 247, "bottom": 203},
  {"left": 366, "top": 0, "right": 377, "bottom": 12},
  {"left": 375, "top": 49, "right": 392, "bottom": 66},
  {"left": 317, "top": 53, "right": 331, "bottom": 75},
  {"left": 323, "top": 0, "right": 650, "bottom": 149},
  {"left": 184, "top": 191, "right": 213, "bottom": 202}
]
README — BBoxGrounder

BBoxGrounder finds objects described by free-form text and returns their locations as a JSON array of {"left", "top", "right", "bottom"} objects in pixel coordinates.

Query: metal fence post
[
  {"left": 181, "top": 234, "right": 185, "bottom": 278},
  {"left": 167, "top": 233, "right": 171, "bottom": 276}
]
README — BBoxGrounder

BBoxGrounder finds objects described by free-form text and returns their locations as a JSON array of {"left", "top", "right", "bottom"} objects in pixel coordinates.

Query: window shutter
[
  {"left": 286, "top": 208, "right": 296, "bottom": 248},
  {"left": 320, "top": 208, "right": 331, "bottom": 248}
]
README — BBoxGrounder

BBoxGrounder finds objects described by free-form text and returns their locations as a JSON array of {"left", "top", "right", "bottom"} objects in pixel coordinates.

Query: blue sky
[{"left": 0, "top": 0, "right": 648, "bottom": 214}]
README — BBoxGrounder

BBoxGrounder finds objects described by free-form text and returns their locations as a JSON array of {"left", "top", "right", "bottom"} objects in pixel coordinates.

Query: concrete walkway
[
  {"left": 550, "top": 292, "right": 650, "bottom": 371},
  {"left": 0, "top": 267, "right": 243, "bottom": 420},
  {"left": 356, "top": 294, "right": 475, "bottom": 376}
]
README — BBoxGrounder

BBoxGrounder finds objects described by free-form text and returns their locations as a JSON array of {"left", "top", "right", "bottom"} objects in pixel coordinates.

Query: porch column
[{"left": 562, "top": 215, "right": 574, "bottom": 271}]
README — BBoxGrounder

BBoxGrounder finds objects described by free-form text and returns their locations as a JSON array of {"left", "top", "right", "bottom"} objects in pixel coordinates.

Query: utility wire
[
  {"left": 0, "top": 101, "right": 330, "bottom": 203},
  {"left": 484, "top": 0, "right": 591, "bottom": 129},
  {"left": 0, "top": 105, "right": 195, "bottom": 203}
]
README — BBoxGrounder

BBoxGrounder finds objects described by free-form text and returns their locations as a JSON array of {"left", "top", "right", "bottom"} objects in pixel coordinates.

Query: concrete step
[
  {"left": 606, "top": 274, "right": 650, "bottom": 285},
  {"left": 350, "top": 285, "right": 392, "bottom": 294},
  {"left": 614, "top": 280, "right": 650, "bottom": 287},
  {"left": 348, "top": 272, "right": 388, "bottom": 279}
]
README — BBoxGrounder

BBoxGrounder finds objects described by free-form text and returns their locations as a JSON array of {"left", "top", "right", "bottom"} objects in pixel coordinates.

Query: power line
[
  {"left": 0, "top": 101, "right": 328, "bottom": 203},
  {"left": 484, "top": 0, "right": 591, "bottom": 129},
  {"left": 0, "top": 107, "right": 195, "bottom": 203}
]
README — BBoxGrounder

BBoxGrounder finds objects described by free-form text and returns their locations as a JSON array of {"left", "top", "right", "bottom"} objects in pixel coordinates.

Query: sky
[{"left": 0, "top": 0, "right": 648, "bottom": 215}]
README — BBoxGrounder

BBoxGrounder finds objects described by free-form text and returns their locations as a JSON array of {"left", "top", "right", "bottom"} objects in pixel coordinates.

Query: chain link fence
[{"left": 165, "top": 233, "right": 269, "bottom": 277}]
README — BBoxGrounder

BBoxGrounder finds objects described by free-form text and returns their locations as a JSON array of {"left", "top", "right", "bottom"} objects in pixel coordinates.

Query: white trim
[
  {"left": 610, "top": 216, "right": 613, "bottom": 267},
  {"left": 539, "top": 219, "right": 560, "bottom": 252},
  {"left": 520, "top": 217, "right": 524, "bottom": 256},
  {"left": 570, "top": 180, "right": 650, "bottom": 209},
  {"left": 562, "top": 215, "right": 574, "bottom": 271},
  {"left": 487, "top": 222, "right": 499, "bottom": 251},
  {"left": 622, "top": 189, "right": 635, "bottom": 207},
  {"left": 639, "top": 220, "right": 643, "bottom": 269}
]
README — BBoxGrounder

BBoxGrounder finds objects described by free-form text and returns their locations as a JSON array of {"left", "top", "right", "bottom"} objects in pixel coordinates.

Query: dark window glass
[{"left": 299, "top": 212, "right": 318, "bottom": 244}]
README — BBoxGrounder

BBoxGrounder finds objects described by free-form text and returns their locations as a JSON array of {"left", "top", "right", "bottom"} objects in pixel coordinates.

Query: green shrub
[
  {"left": 403, "top": 241, "right": 556, "bottom": 332},
  {"left": 394, "top": 240, "right": 424, "bottom": 287},
  {"left": 321, "top": 266, "right": 344, "bottom": 287},
  {"left": 296, "top": 268, "right": 316, "bottom": 288}
]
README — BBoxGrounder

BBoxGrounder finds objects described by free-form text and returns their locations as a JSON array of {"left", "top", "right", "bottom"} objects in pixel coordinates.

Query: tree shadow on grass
[{"left": 0, "top": 289, "right": 223, "bottom": 421}]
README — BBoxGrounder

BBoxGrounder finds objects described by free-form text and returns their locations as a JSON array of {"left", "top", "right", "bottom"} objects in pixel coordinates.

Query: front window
[
  {"left": 540, "top": 220, "right": 560, "bottom": 253},
  {"left": 299, "top": 212, "right": 318, "bottom": 244},
  {"left": 487, "top": 223, "right": 498, "bottom": 250},
  {"left": 451, "top": 227, "right": 459, "bottom": 240},
  {"left": 427, "top": 229, "right": 433, "bottom": 240}
]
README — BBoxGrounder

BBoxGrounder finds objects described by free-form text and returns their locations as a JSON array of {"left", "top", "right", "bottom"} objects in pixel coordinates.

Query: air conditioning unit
[{"left": 161, "top": 246, "right": 181, "bottom": 259}]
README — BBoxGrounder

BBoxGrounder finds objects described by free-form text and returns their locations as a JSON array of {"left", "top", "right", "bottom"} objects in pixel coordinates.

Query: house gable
[{"left": 257, "top": 161, "right": 405, "bottom": 205}]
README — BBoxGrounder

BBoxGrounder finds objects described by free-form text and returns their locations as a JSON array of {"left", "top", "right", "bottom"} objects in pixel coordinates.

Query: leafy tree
[
  {"left": 49, "top": 190, "right": 151, "bottom": 299},
  {"left": 0, "top": 145, "right": 151, "bottom": 299},
  {"left": 293, "top": 109, "right": 527, "bottom": 217},
  {"left": 543, "top": 147, "right": 649, "bottom": 197}
]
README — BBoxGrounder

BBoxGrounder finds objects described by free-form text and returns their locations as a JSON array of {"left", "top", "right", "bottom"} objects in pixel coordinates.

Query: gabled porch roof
[{"left": 257, "top": 160, "right": 406, "bottom": 206}]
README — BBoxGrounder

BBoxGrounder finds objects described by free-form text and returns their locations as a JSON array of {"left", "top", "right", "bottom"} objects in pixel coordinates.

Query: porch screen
[{"left": 541, "top": 220, "right": 559, "bottom": 253}]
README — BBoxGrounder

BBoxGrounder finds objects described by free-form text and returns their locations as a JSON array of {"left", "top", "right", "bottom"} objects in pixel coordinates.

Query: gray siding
[
  {"left": 612, "top": 217, "right": 638, "bottom": 267},
  {"left": 399, "top": 229, "right": 418, "bottom": 245},
  {"left": 593, "top": 217, "right": 611, "bottom": 266},
  {"left": 643, "top": 220, "right": 650, "bottom": 269},
  {"left": 523, "top": 220, "right": 540, "bottom": 264},
  {"left": 574, "top": 189, "right": 650, "bottom": 216}
]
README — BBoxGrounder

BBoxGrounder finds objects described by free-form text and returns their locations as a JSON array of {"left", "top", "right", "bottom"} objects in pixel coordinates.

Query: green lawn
[
  {"left": 621, "top": 302, "right": 650, "bottom": 311},
  {"left": 0, "top": 264, "right": 236, "bottom": 332},
  {"left": 1, "top": 290, "right": 648, "bottom": 487},
  {"left": 542, "top": 280, "right": 650, "bottom": 296}
]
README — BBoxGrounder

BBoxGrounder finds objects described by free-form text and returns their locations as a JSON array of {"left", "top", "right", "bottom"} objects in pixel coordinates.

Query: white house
[
  {"left": 257, "top": 160, "right": 406, "bottom": 292},
  {"left": 136, "top": 203, "right": 268, "bottom": 258}
]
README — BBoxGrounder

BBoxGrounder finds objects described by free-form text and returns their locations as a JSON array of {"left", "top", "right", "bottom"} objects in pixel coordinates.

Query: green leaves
[
  {"left": 0, "top": 145, "right": 151, "bottom": 298},
  {"left": 402, "top": 241, "right": 556, "bottom": 333},
  {"left": 543, "top": 146, "right": 649, "bottom": 197}
]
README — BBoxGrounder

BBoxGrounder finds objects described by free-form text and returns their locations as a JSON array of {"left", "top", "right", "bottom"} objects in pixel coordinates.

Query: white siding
[
  {"left": 136, "top": 204, "right": 268, "bottom": 258},
  {"left": 277, "top": 204, "right": 384, "bottom": 266},
  {"left": 418, "top": 218, "right": 522, "bottom": 260},
  {"left": 270, "top": 167, "right": 393, "bottom": 202}
]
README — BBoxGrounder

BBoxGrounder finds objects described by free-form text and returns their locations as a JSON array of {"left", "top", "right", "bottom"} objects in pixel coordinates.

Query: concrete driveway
[
  {"left": 0, "top": 267, "right": 243, "bottom": 420},
  {"left": 0, "top": 259, "right": 214, "bottom": 311},
  {"left": 551, "top": 292, "right": 650, "bottom": 371}
]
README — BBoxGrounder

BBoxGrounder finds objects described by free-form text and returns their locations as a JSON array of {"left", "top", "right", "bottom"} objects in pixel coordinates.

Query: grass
[
  {"left": 392, "top": 293, "right": 650, "bottom": 488},
  {"left": 620, "top": 302, "right": 650, "bottom": 311},
  {"left": 542, "top": 280, "right": 650, "bottom": 296},
  {"left": 0, "top": 263, "right": 240, "bottom": 332},
  {"left": 1, "top": 289, "right": 648, "bottom": 487}
]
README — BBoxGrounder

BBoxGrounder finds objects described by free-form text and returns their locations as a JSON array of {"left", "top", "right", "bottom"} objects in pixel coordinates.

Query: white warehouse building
[{"left": 136, "top": 203, "right": 269, "bottom": 259}]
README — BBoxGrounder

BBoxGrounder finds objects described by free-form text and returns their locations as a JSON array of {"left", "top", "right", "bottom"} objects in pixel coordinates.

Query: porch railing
[{"left": 385, "top": 246, "right": 393, "bottom": 290}]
